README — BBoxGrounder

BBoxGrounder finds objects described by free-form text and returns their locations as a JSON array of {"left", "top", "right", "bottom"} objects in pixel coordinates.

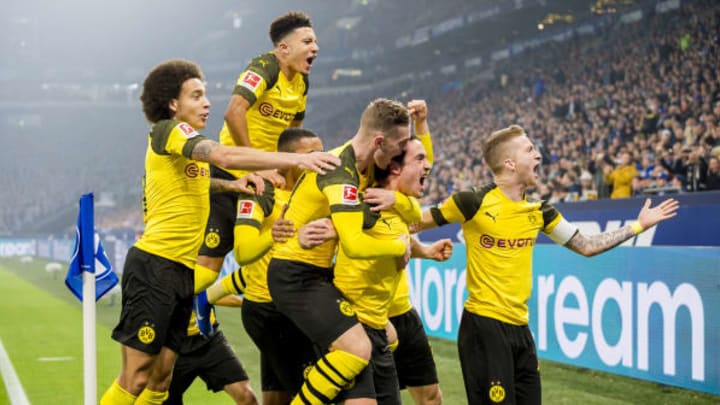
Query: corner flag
[
  {"left": 64, "top": 193, "right": 119, "bottom": 404},
  {"left": 65, "top": 193, "right": 119, "bottom": 301}
]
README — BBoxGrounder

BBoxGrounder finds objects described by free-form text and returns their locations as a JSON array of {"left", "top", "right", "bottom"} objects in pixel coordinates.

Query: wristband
[{"left": 630, "top": 221, "right": 644, "bottom": 235}]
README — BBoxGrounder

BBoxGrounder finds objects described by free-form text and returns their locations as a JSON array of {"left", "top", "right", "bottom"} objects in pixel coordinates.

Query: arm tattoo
[
  {"left": 191, "top": 140, "right": 216, "bottom": 162},
  {"left": 565, "top": 225, "right": 635, "bottom": 257},
  {"left": 210, "top": 178, "right": 232, "bottom": 193}
]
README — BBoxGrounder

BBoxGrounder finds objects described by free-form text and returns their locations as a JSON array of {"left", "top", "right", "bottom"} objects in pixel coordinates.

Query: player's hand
[
  {"left": 396, "top": 235, "right": 411, "bottom": 271},
  {"left": 228, "top": 172, "right": 264, "bottom": 195},
  {"left": 298, "top": 218, "right": 337, "bottom": 249},
  {"left": 428, "top": 239, "right": 453, "bottom": 261},
  {"left": 407, "top": 99, "right": 427, "bottom": 122},
  {"left": 363, "top": 188, "right": 396, "bottom": 211},
  {"left": 295, "top": 152, "right": 340, "bottom": 175},
  {"left": 272, "top": 204, "right": 295, "bottom": 243},
  {"left": 636, "top": 198, "right": 679, "bottom": 230},
  {"left": 256, "top": 169, "right": 286, "bottom": 189}
]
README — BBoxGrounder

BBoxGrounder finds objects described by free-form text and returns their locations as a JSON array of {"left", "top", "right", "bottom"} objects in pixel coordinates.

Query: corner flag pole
[{"left": 78, "top": 194, "right": 97, "bottom": 405}]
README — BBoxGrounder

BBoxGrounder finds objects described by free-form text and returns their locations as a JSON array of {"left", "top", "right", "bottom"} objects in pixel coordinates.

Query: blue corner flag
[{"left": 65, "top": 193, "right": 119, "bottom": 302}]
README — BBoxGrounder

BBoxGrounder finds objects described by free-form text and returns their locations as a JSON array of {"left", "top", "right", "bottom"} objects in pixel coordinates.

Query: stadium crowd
[
  {"left": 2, "top": 0, "right": 719, "bottom": 237},
  {"left": 401, "top": 0, "right": 720, "bottom": 206}
]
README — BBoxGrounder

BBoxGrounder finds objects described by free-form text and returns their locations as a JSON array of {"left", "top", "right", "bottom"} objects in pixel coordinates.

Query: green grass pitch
[{"left": 0, "top": 257, "right": 717, "bottom": 404}]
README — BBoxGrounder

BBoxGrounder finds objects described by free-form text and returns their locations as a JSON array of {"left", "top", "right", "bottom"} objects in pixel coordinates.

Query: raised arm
[{"left": 564, "top": 198, "right": 679, "bottom": 257}]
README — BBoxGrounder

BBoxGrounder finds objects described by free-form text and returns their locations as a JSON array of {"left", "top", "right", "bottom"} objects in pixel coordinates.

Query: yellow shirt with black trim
[
  {"left": 135, "top": 120, "right": 209, "bottom": 269},
  {"left": 273, "top": 142, "right": 406, "bottom": 268},
  {"left": 233, "top": 179, "right": 288, "bottom": 303},
  {"left": 388, "top": 131, "right": 433, "bottom": 318},
  {"left": 430, "top": 184, "right": 563, "bottom": 325},
  {"left": 388, "top": 270, "right": 412, "bottom": 318},
  {"left": 334, "top": 205, "right": 409, "bottom": 330},
  {"left": 218, "top": 51, "right": 308, "bottom": 178}
]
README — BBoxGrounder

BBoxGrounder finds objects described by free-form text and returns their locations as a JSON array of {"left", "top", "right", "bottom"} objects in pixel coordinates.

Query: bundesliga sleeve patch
[
  {"left": 342, "top": 185, "right": 359, "bottom": 205},
  {"left": 177, "top": 122, "right": 199, "bottom": 138},
  {"left": 239, "top": 71, "right": 263, "bottom": 92},
  {"left": 237, "top": 200, "right": 255, "bottom": 219}
]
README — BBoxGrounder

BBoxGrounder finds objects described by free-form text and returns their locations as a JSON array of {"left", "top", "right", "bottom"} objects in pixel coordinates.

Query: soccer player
[
  {"left": 205, "top": 128, "right": 325, "bottom": 405},
  {"left": 417, "top": 125, "right": 679, "bottom": 405},
  {"left": 384, "top": 104, "right": 445, "bottom": 405},
  {"left": 330, "top": 102, "right": 453, "bottom": 404},
  {"left": 194, "top": 11, "right": 319, "bottom": 294},
  {"left": 298, "top": 101, "right": 450, "bottom": 404},
  {"left": 165, "top": 295, "right": 256, "bottom": 404},
  {"left": 99, "top": 59, "right": 338, "bottom": 405},
  {"left": 266, "top": 98, "right": 417, "bottom": 405}
]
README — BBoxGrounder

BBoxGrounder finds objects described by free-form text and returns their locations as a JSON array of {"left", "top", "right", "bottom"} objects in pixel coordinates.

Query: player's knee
[
  {"left": 426, "top": 386, "right": 443, "bottom": 405},
  {"left": 334, "top": 324, "right": 372, "bottom": 360},
  {"left": 345, "top": 324, "right": 372, "bottom": 361},
  {"left": 227, "top": 381, "right": 258, "bottom": 405}
]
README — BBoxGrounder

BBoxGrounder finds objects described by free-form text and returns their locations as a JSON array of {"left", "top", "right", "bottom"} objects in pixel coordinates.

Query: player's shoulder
[
  {"left": 317, "top": 143, "right": 358, "bottom": 187},
  {"left": 149, "top": 120, "right": 203, "bottom": 155},
  {"left": 247, "top": 51, "right": 280, "bottom": 81},
  {"left": 451, "top": 183, "right": 496, "bottom": 205}
]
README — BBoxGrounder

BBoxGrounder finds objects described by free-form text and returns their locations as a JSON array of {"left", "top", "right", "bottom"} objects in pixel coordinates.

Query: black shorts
[
  {"left": 111, "top": 247, "right": 193, "bottom": 354},
  {"left": 198, "top": 166, "right": 238, "bottom": 258},
  {"left": 390, "top": 308, "right": 438, "bottom": 388},
  {"left": 242, "top": 299, "right": 318, "bottom": 394},
  {"left": 457, "top": 310, "right": 540, "bottom": 405},
  {"left": 337, "top": 325, "right": 400, "bottom": 404},
  {"left": 266, "top": 258, "right": 358, "bottom": 349},
  {"left": 165, "top": 330, "right": 249, "bottom": 404}
]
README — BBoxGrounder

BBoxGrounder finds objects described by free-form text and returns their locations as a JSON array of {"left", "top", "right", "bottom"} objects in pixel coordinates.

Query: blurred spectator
[
  {"left": 604, "top": 151, "right": 638, "bottom": 199},
  {"left": 704, "top": 156, "right": 720, "bottom": 190}
]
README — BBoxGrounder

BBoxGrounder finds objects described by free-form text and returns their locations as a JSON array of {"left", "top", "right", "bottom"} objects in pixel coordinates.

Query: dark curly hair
[
  {"left": 269, "top": 11, "right": 312, "bottom": 46},
  {"left": 140, "top": 59, "right": 204, "bottom": 123}
]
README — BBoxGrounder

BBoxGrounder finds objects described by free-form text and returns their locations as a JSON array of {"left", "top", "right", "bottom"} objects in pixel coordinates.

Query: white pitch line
[
  {"left": 37, "top": 357, "right": 74, "bottom": 362},
  {"left": 0, "top": 339, "right": 31, "bottom": 405}
]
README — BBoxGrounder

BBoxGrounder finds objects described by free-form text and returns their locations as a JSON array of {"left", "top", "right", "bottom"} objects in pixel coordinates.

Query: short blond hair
[
  {"left": 360, "top": 98, "right": 409, "bottom": 136},
  {"left": 482, "top": 125, "right": 526, "bottom": 174}
]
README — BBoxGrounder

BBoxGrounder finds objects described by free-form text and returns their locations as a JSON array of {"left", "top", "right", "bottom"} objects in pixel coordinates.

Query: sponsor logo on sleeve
[
  {"left": 342, "top": 185, "right": 359, "bottom": 205},
  {"left": 177, "top": 122, "right": 199, "bottom": 138},
  {"left": 240, "top": 71, "right": 263, "bottom": 92},
  {"left": 237, "top": 200, "right": 255, "bottom": 219}
]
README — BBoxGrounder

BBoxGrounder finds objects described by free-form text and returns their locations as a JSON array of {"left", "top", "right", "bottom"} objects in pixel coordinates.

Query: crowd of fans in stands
[
  {"left": 2, "top": 0, "right": 719, "bottom": 237},
  {"left": 408, "top": 0, "right": 720, "bottom": 206}
]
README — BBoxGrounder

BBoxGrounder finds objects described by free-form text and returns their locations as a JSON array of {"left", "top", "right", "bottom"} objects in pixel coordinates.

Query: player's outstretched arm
[
  {"left": 565, "top": 198, "right": 679, "bottom": 257},
  {"left": 410, "top": 237, "right": 453, "bottom": 261},
  {"left": 191, "top": 139, "right": 340, "bottom": 174}
]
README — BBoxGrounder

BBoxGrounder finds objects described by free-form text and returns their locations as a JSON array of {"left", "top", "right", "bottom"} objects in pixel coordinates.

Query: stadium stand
[{"left": 0, "top": 0, "right": 718, "bottom": 237}]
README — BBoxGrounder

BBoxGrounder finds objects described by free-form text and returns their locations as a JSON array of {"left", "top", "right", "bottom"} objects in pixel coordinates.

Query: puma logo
[{"left": 485, "top": 211, "right": 497, "bottom": 223}]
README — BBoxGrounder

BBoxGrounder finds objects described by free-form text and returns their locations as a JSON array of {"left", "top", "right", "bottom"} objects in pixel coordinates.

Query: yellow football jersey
[
  {"left": 334, "top": 208, "right": 409, "bottom": 329},
  {"left": 430, "top": 184, "right": 563, "bottom": 325},
  {"left": 218, "top": 51, "right": 308, "bottom": 178},
  {"left": 134, "top": 120, "right": 209, "bottom": 269},
  {"left": 273, "top": 142, "right": 405, "bottom": 268},
  {"left": 233, "top": 181, "right": 289, "bottom": 303}
]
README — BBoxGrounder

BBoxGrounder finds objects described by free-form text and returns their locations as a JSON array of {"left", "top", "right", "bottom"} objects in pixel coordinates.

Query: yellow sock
[
  {"left": 99, "top": 380, "right": 136, "bottom": 405},
  {"left": 194, "top": 263, "right": 219, "bottom": 294},
  {"left": 291, "top": 350, "right": 368, "bottom": 405},
  {"left": 135, "top": 388, "right": 169, "bottom": 404}
]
